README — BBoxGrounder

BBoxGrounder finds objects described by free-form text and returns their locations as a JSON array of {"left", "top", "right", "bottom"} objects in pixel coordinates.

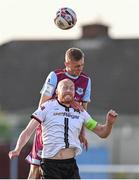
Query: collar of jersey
[
  {"left": 65, "top": 72, "right": 79, "bottom": 79},
  {"left": 56, "top": 99, "right": 71, "bottom": 109}
]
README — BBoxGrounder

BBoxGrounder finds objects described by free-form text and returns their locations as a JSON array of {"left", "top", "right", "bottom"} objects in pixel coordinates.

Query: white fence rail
[{"left": 79, "top": 165, "right": 139, "bottom": 173}]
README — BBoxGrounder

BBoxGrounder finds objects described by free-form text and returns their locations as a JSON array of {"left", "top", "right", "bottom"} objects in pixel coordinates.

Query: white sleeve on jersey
[
  {"left": 82, "top": 77, "right": 91, "bottom": 102},
  {"left": 40, "top": 71, "right": 57, "bottom": 96},
  {"left": 31, "top": 102, "right": 48, "bottom": 123}
]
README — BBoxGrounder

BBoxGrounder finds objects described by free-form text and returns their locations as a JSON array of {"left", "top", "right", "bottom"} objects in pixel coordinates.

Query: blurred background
[{"left": 0, "top": 0, "right": 139, "bottom": 179}]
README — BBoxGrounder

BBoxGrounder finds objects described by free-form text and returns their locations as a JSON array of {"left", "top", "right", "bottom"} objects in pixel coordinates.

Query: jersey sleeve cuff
[{"left": 31, "top": 115, "right": 42, "bottom": 124}]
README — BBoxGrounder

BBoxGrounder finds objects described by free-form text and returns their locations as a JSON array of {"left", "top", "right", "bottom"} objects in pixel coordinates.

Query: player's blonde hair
[{"left": 65, "top": 47, "right": 84, "bottom": 62}]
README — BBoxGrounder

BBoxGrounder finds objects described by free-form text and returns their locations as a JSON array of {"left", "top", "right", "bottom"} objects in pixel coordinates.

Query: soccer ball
[{"left": 54, "top": 7, "right": 77, "bottom": 30}]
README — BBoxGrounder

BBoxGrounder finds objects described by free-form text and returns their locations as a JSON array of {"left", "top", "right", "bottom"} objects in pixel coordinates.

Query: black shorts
[{"left": 41, "top": 157, "right": 80, "bottom": 179}]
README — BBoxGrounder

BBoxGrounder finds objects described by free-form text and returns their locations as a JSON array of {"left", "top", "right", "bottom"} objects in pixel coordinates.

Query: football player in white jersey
[
  {"left": 26, "top": 47, "right": 91, "bottom": 179},
  {"left": 9, "top": 79, "right": 118, "bottom": 179}
]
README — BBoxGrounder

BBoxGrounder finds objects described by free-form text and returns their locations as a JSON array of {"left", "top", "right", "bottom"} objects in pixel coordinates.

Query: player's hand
[
  {"left": 79, "top": 134, "right": 88, "bottom": 151},
  {"left": 9, "top": 150, "right": 20, "bottom": 159},
  {"left": 70, "top": 101, "right": 84, "bottom": 111},
  {"left": 106, "top": 109, "right": 118, "bottom": 125}
]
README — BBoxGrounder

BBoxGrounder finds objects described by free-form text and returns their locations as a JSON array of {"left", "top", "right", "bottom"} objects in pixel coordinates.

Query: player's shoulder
[
  {"left": 54, "top": 68, "right": 65, "bottom": 75},
  {"left": 46, "top": 98, "right": 57, "bottom": 104},
  {"left": 41, "top": 99, "right": 57, "bottom": 109},
  {"left": 80, "top": 72, "right": 90, "bottom": 79}
]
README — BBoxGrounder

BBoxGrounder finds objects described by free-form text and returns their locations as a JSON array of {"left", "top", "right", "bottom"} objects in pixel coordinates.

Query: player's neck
[
  {"left": 62, "top": 102, "right": 70, "bottom": 107},
  {"left": 65, "top": 69, "right": 79, "bottom": 78},
  {"left": 57, "top": 98, "right": 71, "bottom": 107}
]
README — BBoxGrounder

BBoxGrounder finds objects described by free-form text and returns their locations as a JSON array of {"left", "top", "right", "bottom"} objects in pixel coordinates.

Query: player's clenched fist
[
  {"left": 106, "top": 109, "right": 118, "bottom": 125},
  {"left": 9, "top": 150, "right": 20, "bottom": 159}
]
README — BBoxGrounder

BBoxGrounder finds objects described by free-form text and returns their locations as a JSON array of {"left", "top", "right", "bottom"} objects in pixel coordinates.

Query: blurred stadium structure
[{"left": 0, "top": 23, "right": 139, "bottom": 179}]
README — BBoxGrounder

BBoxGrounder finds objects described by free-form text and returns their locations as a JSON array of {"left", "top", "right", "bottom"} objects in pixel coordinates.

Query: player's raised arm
[
  {"left": 84, "top": 109, "right": 118, "bottom": 138},
  {"left": 92, "top": 110, "right": 118, "bottom": 138}
]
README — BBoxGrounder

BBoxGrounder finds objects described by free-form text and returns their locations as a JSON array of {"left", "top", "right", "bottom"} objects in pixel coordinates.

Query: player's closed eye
[{"left": 74, "top": 65, "right": 84, "bottom": 69}]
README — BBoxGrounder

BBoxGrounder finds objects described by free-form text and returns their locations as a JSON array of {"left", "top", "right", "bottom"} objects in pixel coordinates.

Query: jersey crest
[{"left": 76, "top": 87, "right": 84, "bottom": 95}]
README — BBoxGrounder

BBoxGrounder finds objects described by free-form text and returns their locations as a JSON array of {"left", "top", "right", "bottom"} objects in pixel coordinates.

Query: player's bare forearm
[
  {"left": 9, "top": 119, "right": 39, "bottom": 159},
  {"left": 79, "top": 125, "right": 88, "bottom": 151},
  {"left": 9, "top": 129, "right": 31, "bottom": 159},
  {"left": 93, "top": 109, "right": 118, "bottom": 138},
  {"left": 79, "top": 102, "right": 89, "bottom": 150},
  {"left": 82, "top": 102, "right": 88, "bottom": 111}
]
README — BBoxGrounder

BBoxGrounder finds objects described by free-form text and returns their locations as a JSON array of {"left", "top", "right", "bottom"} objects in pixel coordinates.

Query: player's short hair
[{"left": 65, "top": 47, "right": 84, "bottom": 62}]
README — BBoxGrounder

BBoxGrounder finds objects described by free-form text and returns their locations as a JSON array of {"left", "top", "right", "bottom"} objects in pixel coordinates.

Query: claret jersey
[
  {"left": 40, "top": 69, "right": 91, "bottom": 102},
  {"left": 31, "top": 99, "right": 97, "bottom": 159}
]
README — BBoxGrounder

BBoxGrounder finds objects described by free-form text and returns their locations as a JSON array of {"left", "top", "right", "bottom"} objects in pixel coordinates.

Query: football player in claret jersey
[
  {"left": 9, "top": 79, "right": 118, "bottom": 179},
  {"left": 26, "top": 47, "right": 91, "bottom": 178}
]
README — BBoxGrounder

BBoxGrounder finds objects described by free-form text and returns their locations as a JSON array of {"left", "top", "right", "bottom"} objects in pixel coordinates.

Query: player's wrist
[{"left": 106, "top": 120, "right": 113, "bottom": 127}]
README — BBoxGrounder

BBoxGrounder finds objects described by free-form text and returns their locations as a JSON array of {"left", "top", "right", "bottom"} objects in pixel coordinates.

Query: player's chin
[
  {"left": 74, "top": 71, "right": 82, "bottom": 76},
  {"left": 64, "top": 95, "right": 74, "bottom": 102}
]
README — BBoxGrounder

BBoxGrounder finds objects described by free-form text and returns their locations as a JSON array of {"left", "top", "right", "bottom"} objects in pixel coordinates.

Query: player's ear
[
  {"left": 65, "top": 60, "right": 71, "bottom": 66},
  {"left": 64, "top": 61, "right": 68, "bottom": 67}
]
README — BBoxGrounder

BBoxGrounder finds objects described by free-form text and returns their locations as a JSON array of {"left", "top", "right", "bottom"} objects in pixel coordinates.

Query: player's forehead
[
  {"left": 58, "top": 79, "right": 74, "bottom": 88},
  {"left": 68, "top": 57, "right": 84, "bottom": 65}
]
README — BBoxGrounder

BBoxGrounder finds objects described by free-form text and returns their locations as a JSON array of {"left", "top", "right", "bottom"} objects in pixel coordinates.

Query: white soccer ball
[{"left": 54, "top": 7, "right": 77, "bottom": 30}]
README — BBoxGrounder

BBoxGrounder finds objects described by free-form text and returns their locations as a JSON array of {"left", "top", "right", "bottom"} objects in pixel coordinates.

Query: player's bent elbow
[
  {"left": 95, "top": 129, "right": 111, "bottom": 138},
  {"left": 94, "top": 125, "right": 112, "bottom": 138},
  {"left": 99, "top": 133, "right": 109, "bottom": 138},
  {"left": 99, "top": 130, "right": 112, "bottom": 138}
]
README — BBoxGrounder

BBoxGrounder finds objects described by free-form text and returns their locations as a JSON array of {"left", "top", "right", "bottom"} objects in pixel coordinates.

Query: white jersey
[{"left": 31, "top": 99, "right": 97, "bottom": 159}]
